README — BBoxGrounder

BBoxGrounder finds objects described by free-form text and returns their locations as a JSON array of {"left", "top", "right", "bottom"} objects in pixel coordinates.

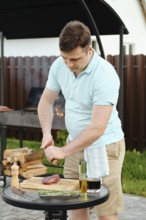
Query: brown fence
[
  {"left": 107, "top": 54, "right": 146, "bottom": 152},
  {"left": 0, "top": 55, "right": 146, "bottom": 152},
  {"left": 2, "top": 56, "right": 57, "bottom": 109},
  {"left": 1, "top": 56, "right": 58, "bottom": 142}
]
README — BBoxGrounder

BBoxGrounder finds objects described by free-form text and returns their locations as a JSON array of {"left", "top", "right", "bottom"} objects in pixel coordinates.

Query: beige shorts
[{"left": 63, "top": 139, "right": 125, "bottom": 216}]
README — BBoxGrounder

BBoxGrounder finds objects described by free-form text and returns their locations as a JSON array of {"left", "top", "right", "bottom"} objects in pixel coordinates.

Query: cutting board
[{"left": 20, "top": 177, "right": 79, "bottom": 191}]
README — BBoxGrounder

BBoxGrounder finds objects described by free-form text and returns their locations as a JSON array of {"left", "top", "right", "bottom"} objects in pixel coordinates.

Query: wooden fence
[
  {"left": 107, "top": 54, "right": 146, "bottom": 152},
  {"left": 0, "top": 55, "right": 146, "bottom": 152}
]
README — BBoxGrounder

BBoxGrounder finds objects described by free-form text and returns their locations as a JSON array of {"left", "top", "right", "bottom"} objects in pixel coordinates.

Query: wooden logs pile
[{"left": 2, "top": 147, "right": 48, "bottom": 178}]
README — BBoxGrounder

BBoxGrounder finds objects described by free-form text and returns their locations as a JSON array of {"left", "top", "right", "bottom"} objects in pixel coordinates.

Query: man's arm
[
  {"left": 45, "top": 104, "right": 113, "bottom": 162},
  {"left": 37, "top": 87, "right": 60, "bottom": 148}
]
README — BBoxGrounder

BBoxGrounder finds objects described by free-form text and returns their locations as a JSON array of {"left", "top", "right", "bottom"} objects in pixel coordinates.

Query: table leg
[{"left": 44, "top": 210, "right": 68, "bottom": 220}]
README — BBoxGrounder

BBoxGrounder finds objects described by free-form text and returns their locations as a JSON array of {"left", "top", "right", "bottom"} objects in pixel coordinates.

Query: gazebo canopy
[
  {"left": 0, "top": 0, "right": 128, "bottom": 39},
  {"left": 0, "top": 0, "right": 128, "bottom": 121}
]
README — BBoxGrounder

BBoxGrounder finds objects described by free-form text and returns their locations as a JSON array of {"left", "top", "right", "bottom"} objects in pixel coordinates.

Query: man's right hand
[{"left": 40, "top": 133, "right": 54, "bottom": 149}]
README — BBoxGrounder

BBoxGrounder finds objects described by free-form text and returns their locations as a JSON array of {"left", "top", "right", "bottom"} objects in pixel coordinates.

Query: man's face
[{"left": 61, "top": 46, "right": 93, "bottom": 76}]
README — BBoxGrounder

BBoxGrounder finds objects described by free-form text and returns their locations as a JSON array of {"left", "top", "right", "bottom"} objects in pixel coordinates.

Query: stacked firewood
[{"left": 2, "top": 147, "right": 48, "bottom": 178}]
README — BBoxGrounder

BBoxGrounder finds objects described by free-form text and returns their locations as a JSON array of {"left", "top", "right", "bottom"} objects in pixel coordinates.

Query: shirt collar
[{"left": 79, "top": 49, "right": 98, "bottom": 76}]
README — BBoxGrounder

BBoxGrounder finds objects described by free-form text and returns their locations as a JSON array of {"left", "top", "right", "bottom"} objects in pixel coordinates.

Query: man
[{"left": 38, "top": 20, "right": 125, "bottom": 220}]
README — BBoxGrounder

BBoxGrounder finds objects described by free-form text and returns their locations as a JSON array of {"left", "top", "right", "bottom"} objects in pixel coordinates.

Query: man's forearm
[
  {"left": 38, "top": 100, "right": 53, "bottom": 136},
  {"left": 37, "top": 88, "right": 60, "bottom": 149},
  {"left": 62, "top": 124, "right": 104, "bottom": 157}
]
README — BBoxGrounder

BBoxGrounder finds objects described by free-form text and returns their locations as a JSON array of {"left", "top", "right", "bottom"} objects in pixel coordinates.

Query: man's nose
[{"left": 66, "top": 59, "right": 73, "bottom": 68}]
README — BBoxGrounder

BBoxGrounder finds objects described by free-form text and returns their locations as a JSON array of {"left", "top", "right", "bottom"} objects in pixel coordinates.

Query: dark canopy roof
[
  {"left": 0, "top": 0, "right": 128, "bottom": 39},
  {"left": 0, "top": 0, "right": 128, "bottom": 121}
]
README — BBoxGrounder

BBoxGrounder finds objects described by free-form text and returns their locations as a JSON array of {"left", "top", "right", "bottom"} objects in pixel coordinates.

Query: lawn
[
  {"left": 122, "top": 150, "right": 146, "bottom": 197},
  {"left": 4, "top": 132, "right": 146, "bottom": 197}
]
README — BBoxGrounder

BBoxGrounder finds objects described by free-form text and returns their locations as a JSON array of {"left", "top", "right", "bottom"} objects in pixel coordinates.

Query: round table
[{"left": 2, "top": 185, "right": 109, "bottom": 220}]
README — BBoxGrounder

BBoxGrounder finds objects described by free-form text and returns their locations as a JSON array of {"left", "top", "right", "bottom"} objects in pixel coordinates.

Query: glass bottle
[{"left": 79, "top": 160, "right": 87, "bottom": 195}]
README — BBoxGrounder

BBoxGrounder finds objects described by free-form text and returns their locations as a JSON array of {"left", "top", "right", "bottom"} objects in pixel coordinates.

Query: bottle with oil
[{"left": 79, "top": 160, "right": 87, "bottom": 195}]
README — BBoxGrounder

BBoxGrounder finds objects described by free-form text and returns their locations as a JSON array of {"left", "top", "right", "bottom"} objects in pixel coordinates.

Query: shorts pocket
[{"left": 106, "top": 142, "right": 119, "bottom": 159}]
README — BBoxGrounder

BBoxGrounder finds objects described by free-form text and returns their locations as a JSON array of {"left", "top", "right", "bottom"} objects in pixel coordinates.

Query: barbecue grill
[
  {"left": 0, "top": 87, "right": 66, "bottom": 130},
  {"left": 0, "top": 87, "right": 66, "bottom": 185}
]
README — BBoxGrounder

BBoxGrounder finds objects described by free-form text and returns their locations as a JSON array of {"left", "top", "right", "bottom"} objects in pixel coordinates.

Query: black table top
[{"left": 2, "top": 185, "right": 109, "bottom": 211}]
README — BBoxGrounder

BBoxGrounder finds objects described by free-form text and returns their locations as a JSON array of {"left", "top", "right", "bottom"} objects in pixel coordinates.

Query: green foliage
[
  {"left": 55, "top": 130, "right": 68, "bottom": 146},
  {"left": 122, "top": 179, "right": 146, "bottom": 197},
  {"left": 122, "top": 150, "right": 146, "bottom": 180},
  {"left": 6, "top": 138, "right": 41, "bottom": 151},
  {"left": 122, "top": 150, "right": 146, "bottom": 197}
]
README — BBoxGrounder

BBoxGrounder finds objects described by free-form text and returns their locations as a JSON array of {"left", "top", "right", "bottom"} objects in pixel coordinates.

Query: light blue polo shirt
[{"left": 46, "top": 50, "right": 124, "bottom": 148}]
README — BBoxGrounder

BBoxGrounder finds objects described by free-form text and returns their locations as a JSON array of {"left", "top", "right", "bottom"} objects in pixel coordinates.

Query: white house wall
[
  {"left": 103, "top": 0, "right": 146, "bottom": 55},
  {"left": 3, "top": 0, "right": 146, "bottom": 57}
]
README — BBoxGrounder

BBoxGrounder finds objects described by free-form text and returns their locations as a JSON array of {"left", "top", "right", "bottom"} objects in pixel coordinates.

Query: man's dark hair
[{"left": 59, "top": 20, "right": 91, "bottom": 52}]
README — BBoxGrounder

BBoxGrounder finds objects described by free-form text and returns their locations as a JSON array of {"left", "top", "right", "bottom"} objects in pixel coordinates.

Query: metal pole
[
  {"left": 118, "top": 25, "right": 124, "bottom": 125},
  {"left": 79, "top": 0, "right": 105, "bottom": 59},
  {"left": 0, "top": 31, "right": 4, "bottom": 105}
]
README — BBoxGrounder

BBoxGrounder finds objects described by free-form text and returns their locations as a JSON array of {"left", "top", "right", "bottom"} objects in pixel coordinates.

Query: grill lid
[{"left": 25, "top": 87, "right": 44, "bottom": 111}]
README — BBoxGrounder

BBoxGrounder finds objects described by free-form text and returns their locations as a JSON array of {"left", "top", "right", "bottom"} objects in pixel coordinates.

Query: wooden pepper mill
[{"left": 11, "top": 160, "right": 19, "bottom": 189}]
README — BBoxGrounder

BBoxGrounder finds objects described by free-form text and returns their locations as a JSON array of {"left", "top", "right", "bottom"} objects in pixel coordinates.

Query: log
[
  {"left": 3, "top": 169, "right": 12, "bottom": 176},
  {"left": 26, "top": 164, "right": 44, "bottom": 170},
  {"left": 21, "top": 166, "right": 48, "bottom": 179},
  {"left": 4, "top": 149, "right": 44, "bottom": 164},
  {"left": 18, "top": 150, "right": 44, "bottom": 164},
  {"left": 20, "top": 159, "right": 42, "bottom": 168},
  {"left": 20, "top": 164, "right": 44, "bottom": 171},
  {"left": 3, "top": 148, "right": 29, "bottom": 159},
  {"left": 3, "top": 148, "right": 46, "bottom": 178},
  {"left": 2, "top": 160, "right": 9, "bottom": 166}
]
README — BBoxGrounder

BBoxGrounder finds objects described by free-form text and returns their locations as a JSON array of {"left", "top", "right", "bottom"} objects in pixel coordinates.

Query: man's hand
[
  {"left": 40, "top": 133, "right": 54, "bottom": 149},
  {"left": 44, "top": 145, "right": 65, "bottom": 163}
]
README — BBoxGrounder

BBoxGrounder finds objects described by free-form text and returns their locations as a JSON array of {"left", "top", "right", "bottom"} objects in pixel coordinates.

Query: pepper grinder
[
  {"left": 11, "top": 159, "right": 19, "bottom": 189},
  {"left": 79, "top": 160, "right": 87, "bottom": 195}
]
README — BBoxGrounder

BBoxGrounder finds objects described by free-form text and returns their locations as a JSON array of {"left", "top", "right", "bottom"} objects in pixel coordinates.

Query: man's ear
[{"left": 88, "top": 45, "right": 93, "bottom": 53}]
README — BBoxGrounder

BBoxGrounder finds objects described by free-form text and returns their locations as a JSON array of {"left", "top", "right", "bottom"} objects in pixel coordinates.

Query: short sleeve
[
  {"left": 93, "top": 66, "right": 120, "bottom": 106},
  {"left": 46, "top": 59, "right": 61, "bottom": 91}
]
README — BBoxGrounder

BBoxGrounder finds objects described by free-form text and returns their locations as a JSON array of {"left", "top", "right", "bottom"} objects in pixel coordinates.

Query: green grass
[
  {"left": 5, "top": 135, "right": 146, "bottom": 197},
  {"left": 122, "top": 150, "right": 146, "bottom": 197},
  {"left": 6, "top": 139, "right": 41, "bottom": 151}
]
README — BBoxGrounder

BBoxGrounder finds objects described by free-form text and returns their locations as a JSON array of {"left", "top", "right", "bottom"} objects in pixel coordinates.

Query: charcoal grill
[
  {"left": 0, "top": 87, "right": 65, "bottom": 129},
  {"left": 0, "top": 87, "right": 66, "bottom": 185}
]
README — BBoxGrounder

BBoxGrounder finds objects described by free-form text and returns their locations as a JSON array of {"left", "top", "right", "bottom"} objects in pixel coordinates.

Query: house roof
[{"left": 0, "top": 0, "right": 129, "bottom": 39}]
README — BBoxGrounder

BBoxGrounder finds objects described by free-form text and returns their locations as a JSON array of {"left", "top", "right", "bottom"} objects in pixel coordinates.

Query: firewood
[
  {"left": 20, "top": 159, "right": 42, "bottom": 168},
  {"left": 4, "top": 149, "right": 44, "bottom": 164},
  {"left": 20, "top": 163, "right": 44, "bottom": 171},
  {"left": 26, "top": 164, "right": 44, "bottom": 169},
  {"left": 19, "top": 168, "right": 24, "bottom": 176},
  {"left": 3, "top": 147, "right": 29, "bottom": 159},
  {"left": 3, "top": 148, "right": 46, "bottom": 178},
  {"left": 2, "top": 160, "right": 9, "bottom": 166},
  {"left": 3, "top": 169, "right": 12, "bottom": 176},
  {"left": 5, "top": 165, "right": 12, "bottom": 170},
  {"left": 18, "top": 150, "right": 44, "bottom": 164},
  {"left": 6, "top": 152, "right": 27, "bottom": 164},
  {"left": 21, "top": 166, "right": 48, "bottom": 179}
]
